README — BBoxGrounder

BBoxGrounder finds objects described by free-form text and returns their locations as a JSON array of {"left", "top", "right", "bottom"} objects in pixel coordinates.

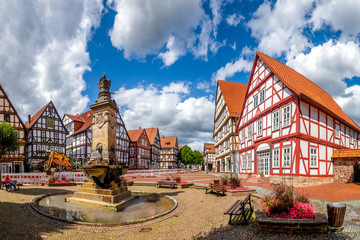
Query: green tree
[
  {"left": 179, "top": 145, "right": 194, "bottom": 167},
  {"left": 0, "top": 121, "right": 19, "bottom": 188},
  {"left": 193, "top": 150, "right": 204, "bottom": 165}
]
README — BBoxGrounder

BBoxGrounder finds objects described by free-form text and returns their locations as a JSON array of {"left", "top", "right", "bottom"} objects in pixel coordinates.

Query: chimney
[
  {"left": 28, "top": 115, "right": 31, "bottom": 123},
  {"left": 139, "top": 127, "right": 141, "bottom": 129}
]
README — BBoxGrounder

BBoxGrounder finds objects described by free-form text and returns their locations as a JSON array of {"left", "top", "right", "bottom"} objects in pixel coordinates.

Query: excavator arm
[{"left": 45, "top": 151, "right": 72, "bottom": 172}]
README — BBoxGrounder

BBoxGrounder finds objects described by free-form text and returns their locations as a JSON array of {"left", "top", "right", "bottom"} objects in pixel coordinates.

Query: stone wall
[
  {"left": 333, "top": 157, "right": 359, "bottom": 183},
  {"left": 269, "top": 175, "right": 334, "bottom": 187}
]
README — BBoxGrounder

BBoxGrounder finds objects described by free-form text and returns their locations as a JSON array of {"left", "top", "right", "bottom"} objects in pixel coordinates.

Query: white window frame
[
  {"left": 247, "top": 154, "right": 251, "bottom": 169},
  {"left": 282, "top": 104, "right": 291, "bottom": 127},
  {"left": 130, "top": 158, "right": 134, "bottom": 166},
  {"left": 310, "top": 147, "right": 318, "bottom": 168},
  {"left": 241, "top": 155, "right": 246, "bottom": 169},
  {"left": 335, "top": 124, "right": 340, "bottom": 138},
  {"left": 241, "top": 129, "right": 245, "bottom": 143},
  {"left": 130, "top": 147, "right": 134, "bottom": 154},
  {"left": 272, "top": 148, "right": 280, "bottom": 168},
  {"left": 282, "top": 147, "right": 291, "bottom": 168},
  {"left": 253, "top": 94, "right": 259, "bottom": 107},
  {"left": 257, "top": 119, "right": 262, "bottom": 137},
  {"left": 273, "top": 110, "right": 279, "bottom": 131},
  {"left": 248, "top": 125, "right": 252, "bottom": 141},
  {"left": 259, "top": 88, "right": 265, "bottom": 103}
]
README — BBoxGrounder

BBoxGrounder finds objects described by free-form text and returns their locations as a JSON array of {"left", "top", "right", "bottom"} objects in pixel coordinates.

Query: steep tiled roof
[
  {"left": 257, "top": 52, "right": 360, "bottom": 131},
  {"left": 160, "top": 136, "right": 177, "bottom": 148},
  {"left": 204, "top": 143, "right": 215, "bottom": 153},
  {"left": 73, "top": 110, "right": 93, "bottom": 135},
  {"left": 128, "top": 129, "right": 144, "bottom": 142},
  {"left": 218, "top": 80, "right": 248, "bottom": 117},
  {"left": 144, "top": 128, "right": 158, "bottom": 145},
  {"left": 64, "top": 113, "right": 85, "bottom": 123},
  {"left": 332, "top": 149, "right": 360, "bottom": 158},
  {"left": 25, "top": 102, "right": 50, "bottom": 129}
]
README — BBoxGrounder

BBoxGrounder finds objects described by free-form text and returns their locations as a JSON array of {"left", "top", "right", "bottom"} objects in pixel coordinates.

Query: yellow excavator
[{"left": 44, "top": 151, "right": 82, "bottom": 174}]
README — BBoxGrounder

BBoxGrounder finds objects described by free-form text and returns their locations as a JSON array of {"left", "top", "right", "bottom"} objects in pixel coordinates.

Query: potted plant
[
  {"left": 248, "top": 173, "right": 252, "bottom": 176},
  {"left": 260, "top": 173, "right": 265, "bottom": 177}
]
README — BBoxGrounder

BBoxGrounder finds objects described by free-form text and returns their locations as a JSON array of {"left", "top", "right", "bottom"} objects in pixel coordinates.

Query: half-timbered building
[
  {"left": 160, "top": 136, "right": 179, "bottom": 169},
  {"left": 237, "top": 52, "right": 360, "bottom": 186},
  {"left": 203, "top": 143, "right": 216, "bottom": 172},
  {"left": 128, "top": 128, "right": 150, "bottom": 169},
  {"left": 25, "top": 101, "right": 68, "bottom": 170},
  {"left": 213, "top": 80, "right": 247, "bottom": 175},
  {"left": 0, "top": 84, "right": 26, "bottom": 173},
  {"left": 63, "top": 110, "right": 129, "bottom": 167},
  {"left": 144, "top": 128, "right": 161, "bottom": 169}
]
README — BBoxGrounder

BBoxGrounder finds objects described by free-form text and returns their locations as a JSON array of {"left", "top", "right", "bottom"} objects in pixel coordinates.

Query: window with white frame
[
  {"left": 130, "top": 158, "right": 134, "bottom": 166},
  {"left": 254, "top": 94, "right": 259, "bottom": 107},
  {"left": 130, "top": 147, "right": 134, "bottom": 154},
  {"left": 350, "top": 130, "right": 353, "bottom": 143},
  {"left": 259, "top": 88, "right": 265, "bottom": 103},
  {"left": 272, "top": 149, "right": 280, "bottom": 168},
  {"left": 273, "top": 110, "right": 279, "bottom": 130},
  {"left": 247, "top": 154, "right": 251, "bottom": 169},
  {"left": 283, "top": 104, "right": 290, "bottom": 127},
  {"left": 335, "top": 124, "right": 340, "bottom": 138},
  {"left": 282, "top": 147, "right": 291, "bottom": 168},
  {"left": 310, "top": 148, "right": 318, "bottom": 168},
  {"left": 242, "top": 155, "right": 246, "bottom": 169},
  {"left": 257, "top": 119, "right": 262, "bottom": 136},
  {"left": 241, "top": 129, "right": 245, "bottom": 143},
  {"left": 248, "top": 125, "right": 252, "bottom": 141}
]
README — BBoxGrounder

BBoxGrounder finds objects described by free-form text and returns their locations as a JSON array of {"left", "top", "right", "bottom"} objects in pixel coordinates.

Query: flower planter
[
  {"left": 43, "top": 182, "right": 76, "bottom": 187},
  {"left": 177, "top": 182, "right": 193, "bottom": 188},
  {"left": 256, "top": 202, "right": 327, "bottom": 234},
  {"left": 226, "top": 188, "right": 256, "bottom": 197}
]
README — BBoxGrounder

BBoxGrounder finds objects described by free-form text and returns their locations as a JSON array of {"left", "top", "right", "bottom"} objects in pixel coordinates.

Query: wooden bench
[
  {"left": 205, "top": 183, "right": 226, "bottom": 196},
  {"left": 224, "top": 194, "right": 252, "bottom": 224},
  {"left": 1, "top": 181, "right": 21, "bottom": 191},
  {"left": 157, "top": 180, "right": 177, "bottom": 189}
]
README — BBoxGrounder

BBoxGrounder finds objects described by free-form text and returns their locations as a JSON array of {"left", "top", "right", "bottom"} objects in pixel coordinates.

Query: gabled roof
[
  {"left": 64, "top": 113, "right": 85, "bottom": 123},
  {"left": 332, "top": 149, "right": 360, "bottom": 158},
  {"left": 160, "top": 136, "right": 178, "bottom": 149},
  {"left": 25, "top": 102, "right": 50, "bottom": 129},
  {"left": 128, "top": 129, "right": 145, "bottom": 142},
  {"left": 256, "top": 52, "right": 360, "bottom": 131},
  {"left": 73, "top": 110, "right": 93, "bottom": 135},
  {"left": 217, "top": 80, "right": 248, "bottom": 117},
  {"left": 144, "top": 128, "right": 159, "bottom": 145},
  {"left": 0, "top": 84, "right": 26, "bottom": 129},
  {"left": 204, "top": 143, "right": 215, "bottom": 153}
]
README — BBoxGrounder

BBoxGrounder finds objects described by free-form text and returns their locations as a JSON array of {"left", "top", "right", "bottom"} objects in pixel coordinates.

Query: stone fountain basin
[
  {"left": 28, "top": 191, "right": 177, "bottom": 226},
  {"left": 82, "top": 165, "right": 108, "bottom": 180}
]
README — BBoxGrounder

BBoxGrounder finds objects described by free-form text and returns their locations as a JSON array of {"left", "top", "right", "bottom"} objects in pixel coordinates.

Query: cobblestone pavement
[
  {"left": 248, "top": 185, "right": 360, "bottom": 240},
  {"left": 1, "top": 184, "right": 329, "bottom": 240}
]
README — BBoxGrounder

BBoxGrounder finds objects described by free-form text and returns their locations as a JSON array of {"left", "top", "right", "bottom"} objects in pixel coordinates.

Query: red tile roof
[
  {"left": 256, "top": 52, "right": 360, "bottom": 131},
  {"left": 73, "top": 110, "right": 93, "bottom": 135},
  {"left": 160, "top": 136, "right": 178, "bottom": 149},
  {"left": 204, "top": 143, "right": 215, "bottom": 153},
  {"left": 332, "top": 149, "right": 360, "bottom": 158},
  {"left": 218, "top": 80, "right": 248, "bottom": 117},
  {"left": 144, "top": 128, "right": 158, "bottom": 145},
  {"left": 64, "top": 113, "right": 85, "bottom": 123},
  {"left": 128, "top": 129, "right": 145, "bottom": 142},
  {"left": 25, "top": 102, "right": 50, "bottom": 129}
]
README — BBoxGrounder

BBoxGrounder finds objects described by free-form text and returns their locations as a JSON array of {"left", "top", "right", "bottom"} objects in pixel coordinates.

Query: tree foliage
[
  {"left": 0, "top": 121, "right": 19, "bottom": 157},
  {"left": 179, "top": 146, "right": 204, "bottom": 166}
]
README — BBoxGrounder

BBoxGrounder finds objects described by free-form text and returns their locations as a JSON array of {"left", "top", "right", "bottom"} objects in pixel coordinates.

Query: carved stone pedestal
[{"left": 66, "top": 180, "right": 134, "bottom": 212}]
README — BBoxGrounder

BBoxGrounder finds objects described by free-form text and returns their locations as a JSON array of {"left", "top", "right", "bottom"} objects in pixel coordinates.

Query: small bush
[
  {"left": 175, "top": 176, "right": 181, "bottom": 184},
  {"left": 229, "top": 177, "right": 240, "bottom": 188},
  {"left": 165, "top": 176, "right": 171, "bottom": 181},
  {"left": 295, "top": 190, "right": 310, "bottom": 203},
  {"left": 220, "top": 177, "right": 228, "bottom": 186}
]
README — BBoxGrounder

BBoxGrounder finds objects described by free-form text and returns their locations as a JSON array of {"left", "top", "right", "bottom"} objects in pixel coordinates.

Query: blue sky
[{"left": 1, "top": 0, "right": 360, "bottom": 150}]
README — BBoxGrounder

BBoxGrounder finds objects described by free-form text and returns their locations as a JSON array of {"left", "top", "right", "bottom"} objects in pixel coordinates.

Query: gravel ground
[{"left": 0, "top": 185, "right": 329, "bottom": 240}]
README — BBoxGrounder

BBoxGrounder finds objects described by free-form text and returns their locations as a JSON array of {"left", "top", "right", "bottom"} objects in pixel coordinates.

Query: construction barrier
[
  {"left": 1, "top": 172, "right": 89, "bottom": 185},
  {"left": 124, "top": 168, "right": 196, "bottom": 178}
]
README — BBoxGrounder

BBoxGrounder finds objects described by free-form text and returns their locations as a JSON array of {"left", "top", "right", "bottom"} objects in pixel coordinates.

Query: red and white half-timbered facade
[
  {"left": 0, "top": 85, "right": 26, "bottom": 173},
  {"left": 237, "top": 52, "right": 360, "bottom": 186}
]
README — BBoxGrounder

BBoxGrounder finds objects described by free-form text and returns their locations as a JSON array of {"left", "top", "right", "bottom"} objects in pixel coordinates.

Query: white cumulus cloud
[
  {"left": 0, "top": 0, "right": 104, "bottom": 120},
  {"left": 226, "top": 13, "right": 244, "bottom": 26},
  {"left": 113, "top": 82, "right": 214, "bottom": 147},
  {"left": 211, "top": 57, "right": 252, "bottom": 84}
]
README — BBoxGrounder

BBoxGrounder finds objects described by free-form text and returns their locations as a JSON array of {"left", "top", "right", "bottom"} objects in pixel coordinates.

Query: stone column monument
[{"left": 66, "top": 75, "right": 133, "bottom": 211}]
